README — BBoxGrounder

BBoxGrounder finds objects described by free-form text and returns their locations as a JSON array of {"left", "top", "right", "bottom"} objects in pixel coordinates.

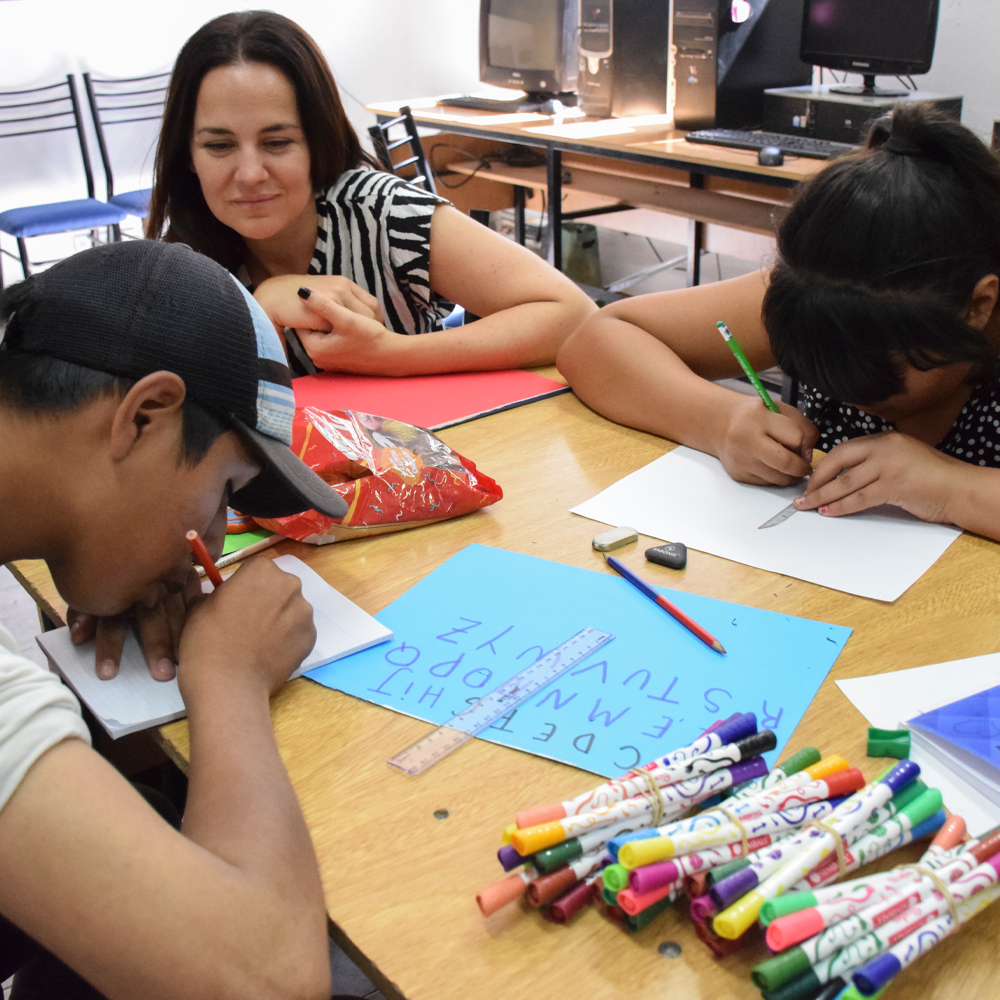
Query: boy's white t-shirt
[{"left": 0, "top": 622, "right": 90, "bottom": 813}]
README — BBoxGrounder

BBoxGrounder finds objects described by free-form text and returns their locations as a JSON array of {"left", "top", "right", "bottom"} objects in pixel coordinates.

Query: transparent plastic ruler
[{"left": 388, "top": 626, "right": 614, "bottom": 776}]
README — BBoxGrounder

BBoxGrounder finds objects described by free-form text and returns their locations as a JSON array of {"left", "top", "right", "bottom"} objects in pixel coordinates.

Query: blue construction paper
[
  {"left": 909, "top": 685, "right": 1000, "bottom": 771},
  {"left": 307, "top": 545, "right": 852, "bottom": 777}
]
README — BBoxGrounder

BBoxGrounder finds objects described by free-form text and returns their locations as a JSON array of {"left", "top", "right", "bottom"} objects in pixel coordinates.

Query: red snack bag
[{"left": 253, "top": 406, "right": 502, "bottom": 543}]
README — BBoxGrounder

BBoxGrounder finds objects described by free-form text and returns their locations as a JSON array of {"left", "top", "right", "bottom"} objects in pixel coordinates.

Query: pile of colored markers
[
  {"left": 750, "top": 814, "right": 1000, "bottom": 999},
  {"left": 479, "top": 712, "right": 830, "bottom": 928}
]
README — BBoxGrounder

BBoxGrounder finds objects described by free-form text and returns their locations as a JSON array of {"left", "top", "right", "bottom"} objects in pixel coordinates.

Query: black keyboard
[
  {"left": 685, "top": 128, "right": 857, "bottom": 160},
  {"left": 438, "top": 95, "right": 546, "bottom": 113}
]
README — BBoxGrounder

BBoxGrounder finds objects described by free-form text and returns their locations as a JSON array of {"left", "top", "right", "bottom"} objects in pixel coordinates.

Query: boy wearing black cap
[{"left": 0, "top": 241, "right": 345, "bottom": 999}]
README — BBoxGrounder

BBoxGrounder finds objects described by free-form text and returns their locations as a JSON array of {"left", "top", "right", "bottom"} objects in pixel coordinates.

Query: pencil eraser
[
  {"left": 645, "top": 542, "right": 687, "bottom": 569},
  {"left": 592, "top": 526, "right": 638, "bottom": 551}
]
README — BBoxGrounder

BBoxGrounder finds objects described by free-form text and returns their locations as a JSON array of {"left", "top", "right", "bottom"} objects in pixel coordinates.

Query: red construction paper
[{"left": 292, "top": 369, "right": 569, "bottom": 431}]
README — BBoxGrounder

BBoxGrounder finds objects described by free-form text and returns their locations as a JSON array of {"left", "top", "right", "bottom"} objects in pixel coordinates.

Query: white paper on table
[
  {"left": 837, "top": 654, "right": 1000, "bottom": 835},
  {"left": 36, "top": 554, "right": 391, "bottom": 738},
  {"left": 570, "top": 446, "right": 962, "bottom": 602}
]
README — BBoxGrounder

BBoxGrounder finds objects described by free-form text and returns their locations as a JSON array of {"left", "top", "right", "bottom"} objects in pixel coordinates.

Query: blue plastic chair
[
  {"left": 83, "top": 71, "right": 170, "bottom": 223},
  {"left": 0, "top": 75, "right": 126, "bottom": 288}
]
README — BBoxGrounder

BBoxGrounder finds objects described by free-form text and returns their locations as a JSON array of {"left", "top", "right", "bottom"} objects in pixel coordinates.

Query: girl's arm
[
  {"left": 258, "top": 206, "right": 596, "bottom": 373},
  {"left": 556, "top": 270, "right": 819, "bottom": 485}
]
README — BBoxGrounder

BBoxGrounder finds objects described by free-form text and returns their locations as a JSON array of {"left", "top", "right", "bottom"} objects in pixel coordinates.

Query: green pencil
[{"left": 717, "top": 321, "right": 780, "bottom": 413}]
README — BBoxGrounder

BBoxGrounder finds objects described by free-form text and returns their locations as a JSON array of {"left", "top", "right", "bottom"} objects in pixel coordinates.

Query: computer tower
[
  {"left": 762, "top": 85, "right": 962, "bottom": 144},
  {"left": 673, "top": 0, "right": 812, "bottom": 130},
  {"left": 578, "top": 1, "right": 672, "bottom": 119}
]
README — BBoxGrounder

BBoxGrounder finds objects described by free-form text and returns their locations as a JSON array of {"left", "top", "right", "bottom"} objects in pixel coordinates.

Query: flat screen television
[
  {"left": 479, "top": 0, "right": 579, "bottom": 100},
  {"left": 800, "top": 0, "right": 940, "bottom": 96}
]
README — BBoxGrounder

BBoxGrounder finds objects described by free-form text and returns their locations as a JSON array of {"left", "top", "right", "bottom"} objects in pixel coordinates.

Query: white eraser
[{"left": 592, "top": 526, "right": 639, "bottom": 552}]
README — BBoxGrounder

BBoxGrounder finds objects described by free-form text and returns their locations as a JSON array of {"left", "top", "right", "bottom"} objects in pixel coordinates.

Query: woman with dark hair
[
  {"left": 557, "top": 103, "right": 1000, "bottom": 539},
  {"left": 148, "top": 10, "right": 594, "bottom": 375}
]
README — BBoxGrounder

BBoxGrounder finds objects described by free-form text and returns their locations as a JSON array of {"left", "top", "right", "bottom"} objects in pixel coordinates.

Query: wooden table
[
  {"left": 12, "top": 377, "right": 1000, "bottom": 1000},
  {"left": 369, "top": 100, "right": 830, "bottom": 284}
]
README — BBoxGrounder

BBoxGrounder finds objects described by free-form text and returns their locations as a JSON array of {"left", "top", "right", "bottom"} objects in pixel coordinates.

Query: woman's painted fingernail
[
  {"left": 297, "top": 286, "right": 312, "bottom": 299},
  {"left": 98, "top": 659, "right": 117, "bottom": 680},
  {"left": 819, "top": 506, "right": 828, "bottom": 514},
  {"left": 794, "top": 497, "right": 804, "bottom": 505}
]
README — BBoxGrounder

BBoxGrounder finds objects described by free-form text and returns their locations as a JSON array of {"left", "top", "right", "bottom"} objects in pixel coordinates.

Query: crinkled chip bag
[{"left": 252, "top": 406, "right": 502, "bottom": 543}]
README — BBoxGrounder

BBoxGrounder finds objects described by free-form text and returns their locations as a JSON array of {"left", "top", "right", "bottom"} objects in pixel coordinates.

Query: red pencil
[
  {"left": 186, "top": 529, "right": 224, "bottom": 588},
  {"left": 605, "top": 555, "right": 726, "bottom": 654}
]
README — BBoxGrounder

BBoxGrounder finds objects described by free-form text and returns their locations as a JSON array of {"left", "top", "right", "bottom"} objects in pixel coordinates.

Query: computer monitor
[
  {"left": 479, "top": 0, "right": 579, "bottom": 101},
  {"left": 800, "top": 0, "right": 940, "bottom": 97}
]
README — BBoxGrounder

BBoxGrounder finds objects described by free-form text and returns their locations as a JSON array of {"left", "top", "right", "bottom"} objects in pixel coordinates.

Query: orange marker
[{"left": 186, "top": 529, "right": 224, "bottom": 588}]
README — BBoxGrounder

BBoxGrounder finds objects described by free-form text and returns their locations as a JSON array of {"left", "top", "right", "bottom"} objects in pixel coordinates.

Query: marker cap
[
  {"left": 526, "top": 865, "right": 579, "bottom": 907},
  {"left": 889, "top": 778, "right": 927, "bottom": 812},
  {"left": 900, "top": 788, "right": 944, "bottom": 826},
  {"left": 501, "top": 823, "right": 516, "bottom": 845},
  {"left": 729, "top": 755, "right": 770, "bottom": 784},
  {"left": 852, "top": 952, "right": 901, "bottom": 995},
  {"left": 824, "top": 767, "right": 867, "bottom": 797},
  {"left": 970, "top": 826, "right": 1000, "bottom": 863},
  {"left": 713, "top": 888, "right": 766, "bottom": 939},
  {"left": 714, "top": 712, "right": 758, "bottom": 745},
  {"left": 608, "top": 827, "right": 658, "bottom": 861},
  {"left": 533, "top": 838, "right": 583, "bottom": 873},
  {"left": 777, "top": 746, "right": 822, "bottom": 776},
  {"left": 880, "top": 759, "right": 921, "bottom": 794},
  {"left": 515, "top": 802, "right": 565, "bottom": 828},
  {"left": 710, "top": 864, "right": 760, "bottom": 909},
  {"left": 805, "top": 755, "right": 850, "bottom": 780},
  {"left": 762, "top": 966, "right": 821, "bottom": 1000},
  {"left": 693, "top": 916, "right": 747, "bottom": 956},
  {"left": 625, "top": 892, "right": 674, "bottom": 931},
  {"left": 629, "top": 860, "right": 679, "bottom": 894},
  {"left": 602, "top": 863, "right": 630, "bottom": 893},
  {"left": 545, "top": 878, "right": 593, "bottom": 924},
  {"left": 707, "top": 857, "right": 751, "bottom": 886},
  {"left": 497, "top": 844, "right": 530, "bottom": 872},
  {"left": 735, "top": 729, "right": 778, "bottom": 757},
  {"left": 688, "top": 893, "right": 718, "bottom": 926},
  {"left": 511, "top": 821, "right": 564, "bottom": 855},
  {"left": 758, "top": 890, "right": 817, "bottom": 927},
  {"left": 476, "top": 871, "right": 532, "bottom": 916},
  {"left": 619, "top": 836, "right": 673, "bottom": 868},
  {"left": 617, "top": 880, "right": 675, "bottom": 916},
  {"left": 929, "top": 814, "right": 966, "bottom": 850},
  {"left": 765, "top": 908, "right": 824, "bottom": 952},
  {"left": 752, "top": 946, "right": 812, "bottom": 990},
  {"left": 601, "top": 883, "right": 620, "bottom": 907},
  {"left": 686, "top": 871, "right": 710, "bottom": 899},
  {"left": 906, "top": 810, "right": 945, "bottom": 844},
  {"left": 983, "top": 849, "right": 1000, "bottom": 878}
]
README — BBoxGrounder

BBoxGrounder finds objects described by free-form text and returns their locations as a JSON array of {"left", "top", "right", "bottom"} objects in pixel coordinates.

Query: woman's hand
[
  {"left": 293, "top": 288, "right": 402, "bottom": 373},
  {"left": 794, "top": 431, "right": 959, "bottom": 521},
  {"left": 67, "top": 569, "right": 202, "bottom": 681},
  {"left": 717, "top": 394, "right": 820, "bottom": 486},
  {"left": 253, "top": 274, "right": 384, "bottom": 331}
]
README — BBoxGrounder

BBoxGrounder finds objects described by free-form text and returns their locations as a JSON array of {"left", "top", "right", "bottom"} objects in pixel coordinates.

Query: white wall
[{"left": 1, "top": 0, "right": 998, "bottom": 283}]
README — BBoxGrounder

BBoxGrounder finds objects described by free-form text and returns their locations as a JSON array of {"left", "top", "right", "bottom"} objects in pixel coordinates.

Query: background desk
[
  {"left": 369, "top": 102, "right": 828, "bottom": 284},
  {"left": 11, "top": 370, "right": 1000, "bottom": 999}
]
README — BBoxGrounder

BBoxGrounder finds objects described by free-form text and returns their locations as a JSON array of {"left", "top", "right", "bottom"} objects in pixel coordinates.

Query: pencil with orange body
[{"left": 186, "top": 529, "right": 224, "bottom": 587}]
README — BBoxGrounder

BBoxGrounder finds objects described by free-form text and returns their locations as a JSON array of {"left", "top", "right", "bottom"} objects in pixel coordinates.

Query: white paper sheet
[
  {"left": 837, "top": 654, "right": 1000, "bottom": 834},
  {"left": 36, "top": 554, "right": 392, "bottom": 738},
  {"left": 570, "top": 446, "right": 962, "bottom": 601}
]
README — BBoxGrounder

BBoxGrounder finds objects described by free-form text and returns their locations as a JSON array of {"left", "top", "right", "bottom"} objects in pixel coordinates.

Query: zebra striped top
[{"left": 309, "top": 167, "right": 452, "bottom": 335}]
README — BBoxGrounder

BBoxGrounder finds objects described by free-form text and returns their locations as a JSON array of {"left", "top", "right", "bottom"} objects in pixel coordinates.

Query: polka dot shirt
[{"left": 799, "top": 375, "right": 1000, "bottom": 468}]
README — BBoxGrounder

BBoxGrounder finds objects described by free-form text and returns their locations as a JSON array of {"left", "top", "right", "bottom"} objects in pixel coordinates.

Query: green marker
[{"left": 717, "top": 321, "right": 781, "bottom": 413}]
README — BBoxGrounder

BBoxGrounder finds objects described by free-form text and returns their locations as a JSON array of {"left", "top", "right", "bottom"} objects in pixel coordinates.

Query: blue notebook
[{"left": 306, "top": 544, "right": 852, "bottom": 777}]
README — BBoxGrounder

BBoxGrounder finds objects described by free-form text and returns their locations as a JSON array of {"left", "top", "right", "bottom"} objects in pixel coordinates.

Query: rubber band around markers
[
  {"left": 632, "top": 769, "right": 668, "bottom": 827},
  {"left": 898, "top": 862, "right": 960, "bottom": 925},
  {"left": 805, "top": 820, "right": 848, "bottom": 878},
  {"left": 717, "top": 805, "right": 751, "bottom": 858}
]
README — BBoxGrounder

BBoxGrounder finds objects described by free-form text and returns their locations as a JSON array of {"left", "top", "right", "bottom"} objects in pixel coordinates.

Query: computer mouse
[{"left": 758, "top": 146, "right": 785, "bottom": 167}]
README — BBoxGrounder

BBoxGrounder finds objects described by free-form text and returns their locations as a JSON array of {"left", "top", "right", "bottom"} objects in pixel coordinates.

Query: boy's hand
[
  {"left": 253, "top": 274, "right": 384, "bottom": 332},
  {"left": 177, "top": 557, "right": 316, "bottom": 702},
  {"left": 718, "top": 394, "right": 819, "bottom": 486},
  {"left": 794, "top": 431, "right": 958, "bottom": 522},
  {"left": 68, "top": 569, "right": 202, "bottom": 681}
]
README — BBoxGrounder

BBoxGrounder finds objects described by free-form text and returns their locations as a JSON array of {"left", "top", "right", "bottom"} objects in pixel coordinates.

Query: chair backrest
[
  {"left": 0, "top": 75, "right": 96, "bottom": 199},
  {"left": 82, "top": 71, "right": 170, "bottom": 200},
  {"left": 367, "top": 106, "right": 436, "bottom": 194}
]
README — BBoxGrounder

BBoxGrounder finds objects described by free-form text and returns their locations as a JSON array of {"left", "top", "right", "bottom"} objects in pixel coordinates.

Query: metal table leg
[{"left": 546, "top": 148, "right": 562, "bottom": 271}]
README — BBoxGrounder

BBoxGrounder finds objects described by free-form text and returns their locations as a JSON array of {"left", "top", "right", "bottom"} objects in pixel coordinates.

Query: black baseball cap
[{"left": 0, "top": 240, "right": 347, "bottom": 519}]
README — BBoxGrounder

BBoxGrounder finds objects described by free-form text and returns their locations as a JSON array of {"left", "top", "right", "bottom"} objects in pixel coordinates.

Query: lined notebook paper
[{"left": 37, "top": 554, "right": 392, "bottom": 738}]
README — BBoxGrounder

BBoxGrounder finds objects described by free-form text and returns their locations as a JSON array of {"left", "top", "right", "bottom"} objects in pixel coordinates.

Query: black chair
[
  {"left": 0, "top": 75, "right": 125, "bottom": 288},
  {"left": 83, "top": 71, "right": 170, "bottom": 223},
  {"left": 367, "top": 105, "right": 437, "bottom": 194}
]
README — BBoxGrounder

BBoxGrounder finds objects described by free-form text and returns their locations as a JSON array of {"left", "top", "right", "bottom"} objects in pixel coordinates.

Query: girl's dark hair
[
  {"left": 763, "top": 103, "right": 1000, "bottom": 405},
  {"left": 146, "top": 10, "right": 375, "bottom": 270}
]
